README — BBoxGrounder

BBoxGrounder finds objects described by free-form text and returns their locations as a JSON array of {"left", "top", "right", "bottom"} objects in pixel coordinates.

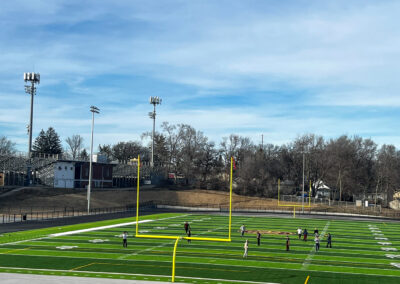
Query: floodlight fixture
[{"left": 90, "top": 105, "right": 100, "bottom": 114}]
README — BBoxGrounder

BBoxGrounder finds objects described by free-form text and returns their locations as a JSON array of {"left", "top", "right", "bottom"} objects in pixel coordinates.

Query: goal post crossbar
[{"left": 135, "top": 155, "right": 233, "bottom": 241}]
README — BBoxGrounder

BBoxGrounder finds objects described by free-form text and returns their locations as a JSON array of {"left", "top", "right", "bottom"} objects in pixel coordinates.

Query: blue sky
[{"left": 1, "top": 0, "right": 400, "bottom": 152}]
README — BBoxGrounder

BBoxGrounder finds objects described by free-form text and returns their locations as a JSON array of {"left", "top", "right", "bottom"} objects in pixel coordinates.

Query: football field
[{"left": 0, "top": 213, "right": 400, "bottom": 283}]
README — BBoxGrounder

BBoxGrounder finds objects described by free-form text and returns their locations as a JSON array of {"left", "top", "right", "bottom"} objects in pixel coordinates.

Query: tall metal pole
[
  {"left": 261, "top": 134, "right": 263, "bottom": 149},
  {"left": 149, "top": 97, "right": 161, "bottom": 169},
  {"left": 151, "top": 104, "right": 156, "bottom": 168},
  {"left": 28, "top": 81, "right": 34, "bottom": 159},
  {"left": 87, "top": 106, "right": 99, "bottom": 214},
  {"left": 302, "top": 152, "right": 305, "bottom": 213},
  {"left": 27, "top": 81, "right": 35, "bottom": 185},
  {"left": 24, "top": 72, "right": 40, "bottom": 186}
]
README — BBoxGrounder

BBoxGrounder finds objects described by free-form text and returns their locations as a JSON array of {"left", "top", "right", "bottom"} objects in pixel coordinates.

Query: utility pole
[
  {"left": 24, "top": 72, "right": 40, "bottom": 186},
  {"left": 87, "top": 106, "right": 100, "bottom": 214},
  {"left": 149, "top": 97, "right": 162, "bottom": 168},
  {"left": 261, "top": 134, "right": 264, "bottom": 150}
]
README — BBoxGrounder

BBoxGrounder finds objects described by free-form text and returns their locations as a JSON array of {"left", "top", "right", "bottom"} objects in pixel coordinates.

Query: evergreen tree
[
  {"left": 80, "top": 149, "right": 89, "bottom": 161},
  {"left": 46, "top": 127, "right": 62, "bottom": 154},
  {"left": 32, "top": 127, "right": 62, "bottom": 155},
  {"left": 32, "top": 129, "right": 49, "bottom": 153}
]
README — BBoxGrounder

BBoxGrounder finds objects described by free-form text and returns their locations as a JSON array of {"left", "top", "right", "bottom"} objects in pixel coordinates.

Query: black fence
[
  {"left": 0, "top": 202, "right": 155, "bottom": 224},
  {"left": 2, "top": 199, "right": 400, "bottom": 224}
]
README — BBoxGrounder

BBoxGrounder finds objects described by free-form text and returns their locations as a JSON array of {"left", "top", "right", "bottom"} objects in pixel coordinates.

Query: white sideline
[{"left": 49, "top": 220, "right": 153, "bottom": 237}]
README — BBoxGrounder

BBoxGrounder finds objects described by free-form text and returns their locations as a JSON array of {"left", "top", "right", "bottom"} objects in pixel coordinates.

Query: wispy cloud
[{"left": 1, "top": 0, "right": 400, "bottom": 151}]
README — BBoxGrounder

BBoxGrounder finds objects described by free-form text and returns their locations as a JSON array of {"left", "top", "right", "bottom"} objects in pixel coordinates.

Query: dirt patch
[{"left": 0, "top": 187, "right": 283, "bottom": 212}]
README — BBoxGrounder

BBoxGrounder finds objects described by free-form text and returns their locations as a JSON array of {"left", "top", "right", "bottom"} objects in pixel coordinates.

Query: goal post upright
[
  {"left": 135, "top": 155, "right": 140, "bottom": 236},
  {"left": 228, "top": 156, "right": 233, "bottom": 241},
  {"left": 171, "top": 237, "right": 180, "bottom": 282}
]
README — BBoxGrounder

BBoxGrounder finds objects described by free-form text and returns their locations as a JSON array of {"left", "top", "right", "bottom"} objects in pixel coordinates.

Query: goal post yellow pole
[
  {"left": 293, "top": 206, "right": 296, "bottom": 218},
  {"left": 171, "top": 237, "right": 180, "bottom": 282},
  {"left": 228, "top": 156, "right": 233, "bottom": 241},
  {"left": 134, "top": 155, "right": 233, "bottom": 282},
  {"left": 135, "top": 155, "right": 140, "bottom": 236}
]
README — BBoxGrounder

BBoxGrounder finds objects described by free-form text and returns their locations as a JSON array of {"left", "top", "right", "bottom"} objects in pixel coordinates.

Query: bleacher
[{"left": 0, "top": 152, "right": 59, "bottom": 186}]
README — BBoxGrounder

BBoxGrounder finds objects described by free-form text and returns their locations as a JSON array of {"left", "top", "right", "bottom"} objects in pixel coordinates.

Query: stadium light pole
[
  {"left": 87, "top": 105, "right": 100, "bottom": 214},
  {"left": 149, "top": 96, "right": 162, "bottom": 168},
  {"left": 302, "top": 151, "right": 305, "bottom": 213},
  {"left": 24, "top": 72, "right": 40, "bottom": 186}
]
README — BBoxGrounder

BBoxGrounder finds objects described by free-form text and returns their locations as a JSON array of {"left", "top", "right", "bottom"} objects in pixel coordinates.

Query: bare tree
[
  {"left": 98, "top": 144, "right": 113, "bottom": 161},
  {"left": 0, "top": 136, "right": 16, "bottom": 154},
  {"left": 376, "top": 145, "right": 399, "bottom": 205},
  {"left": 112, "top": 141, "right": 145, "bottom": 163},
  {"left": 65, "top": 134, "right": 84, "bottom": 160}
]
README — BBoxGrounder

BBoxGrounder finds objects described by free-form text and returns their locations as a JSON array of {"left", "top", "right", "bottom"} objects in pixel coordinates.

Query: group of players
[
  {"left": 241, "top": 224, "right": 332, "bottom": 258},
  {"left": 120, "top": 222, "right": 332, "bottom": 259}
]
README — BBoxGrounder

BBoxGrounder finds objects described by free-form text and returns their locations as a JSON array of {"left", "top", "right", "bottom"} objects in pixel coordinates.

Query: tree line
[{"left": 1, "top": 123, "right": 400, "bottom": 202}]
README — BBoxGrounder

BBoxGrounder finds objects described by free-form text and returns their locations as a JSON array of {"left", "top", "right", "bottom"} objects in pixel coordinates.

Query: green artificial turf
[{"left": 1, "top": 213, "right": 400, "bottom": 283}]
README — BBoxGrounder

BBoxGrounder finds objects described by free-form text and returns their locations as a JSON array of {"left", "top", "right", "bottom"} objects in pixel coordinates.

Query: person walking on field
[
  {"left": 326, "top": 233, "right": 332, "bottom": 248},
  {"left": 314, "top": 228, "right": 319, "bottom": 236},
  {"left": 184, "top": 222, "right": 190, "bottom": 234},
  {"left": 297, "top": 228, "right": 302, "bottom": 239},
  {"left": 122, "top": 231, "right": 128, "bottom": 248},
  {"left": 243, "top": 240, "right": 249, "bottom": 258},
  {"left": 187, "top": 229, "right": 191, "bottom": 243},
  {"left": 256, "top": 231, "right": 261, "bottom": 246},
  {"left": 286, "top": 236, "right": 290, "bottom": 251},
  {"left": 240, "top": 224, "right": 246, "bottom": 237},
  {"left": 315, "top": 235, "right": 320, "bottom": 252},
  {"left": 303, "top": 229, "right": 308, "bottom": 242}
]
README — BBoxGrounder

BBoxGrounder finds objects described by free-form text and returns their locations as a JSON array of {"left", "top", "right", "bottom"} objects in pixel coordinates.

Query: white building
[
  {"left": 53, "top": 161, "right": 75, "bottom": 188},
  {"left": 314, "top": 180, "right": 331, "bottom": 199}
]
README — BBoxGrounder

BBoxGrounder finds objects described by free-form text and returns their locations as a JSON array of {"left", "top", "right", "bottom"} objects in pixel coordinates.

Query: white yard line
[
  {"left": 118, "top": 240, "right": 177, "bottom": 259},
  {"left": 49, "top": 214, "right": 190, "bottom": 237},
  {"left": 301, "top": 221, "right": 330, "bottom": 270},
  {"left": 2, "top": 260, "right": 400, "bottom": 281},
  {"left": 49, "top": 220, "right": 153, "bottom": 237},
  {"left": 0, "top": 267, "right": 281, "bottom": 284},
  {"left": 1, "top": 214, "right": 190, "bottom": 246}
]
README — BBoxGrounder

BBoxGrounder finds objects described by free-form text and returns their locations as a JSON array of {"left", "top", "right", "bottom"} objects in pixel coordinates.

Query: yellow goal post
[
  {"left": 278, "top": 179, "right": 312, "bottom": 218},
  {"left": 134, "top": 155, "right": 234, "bottom": 282}
]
